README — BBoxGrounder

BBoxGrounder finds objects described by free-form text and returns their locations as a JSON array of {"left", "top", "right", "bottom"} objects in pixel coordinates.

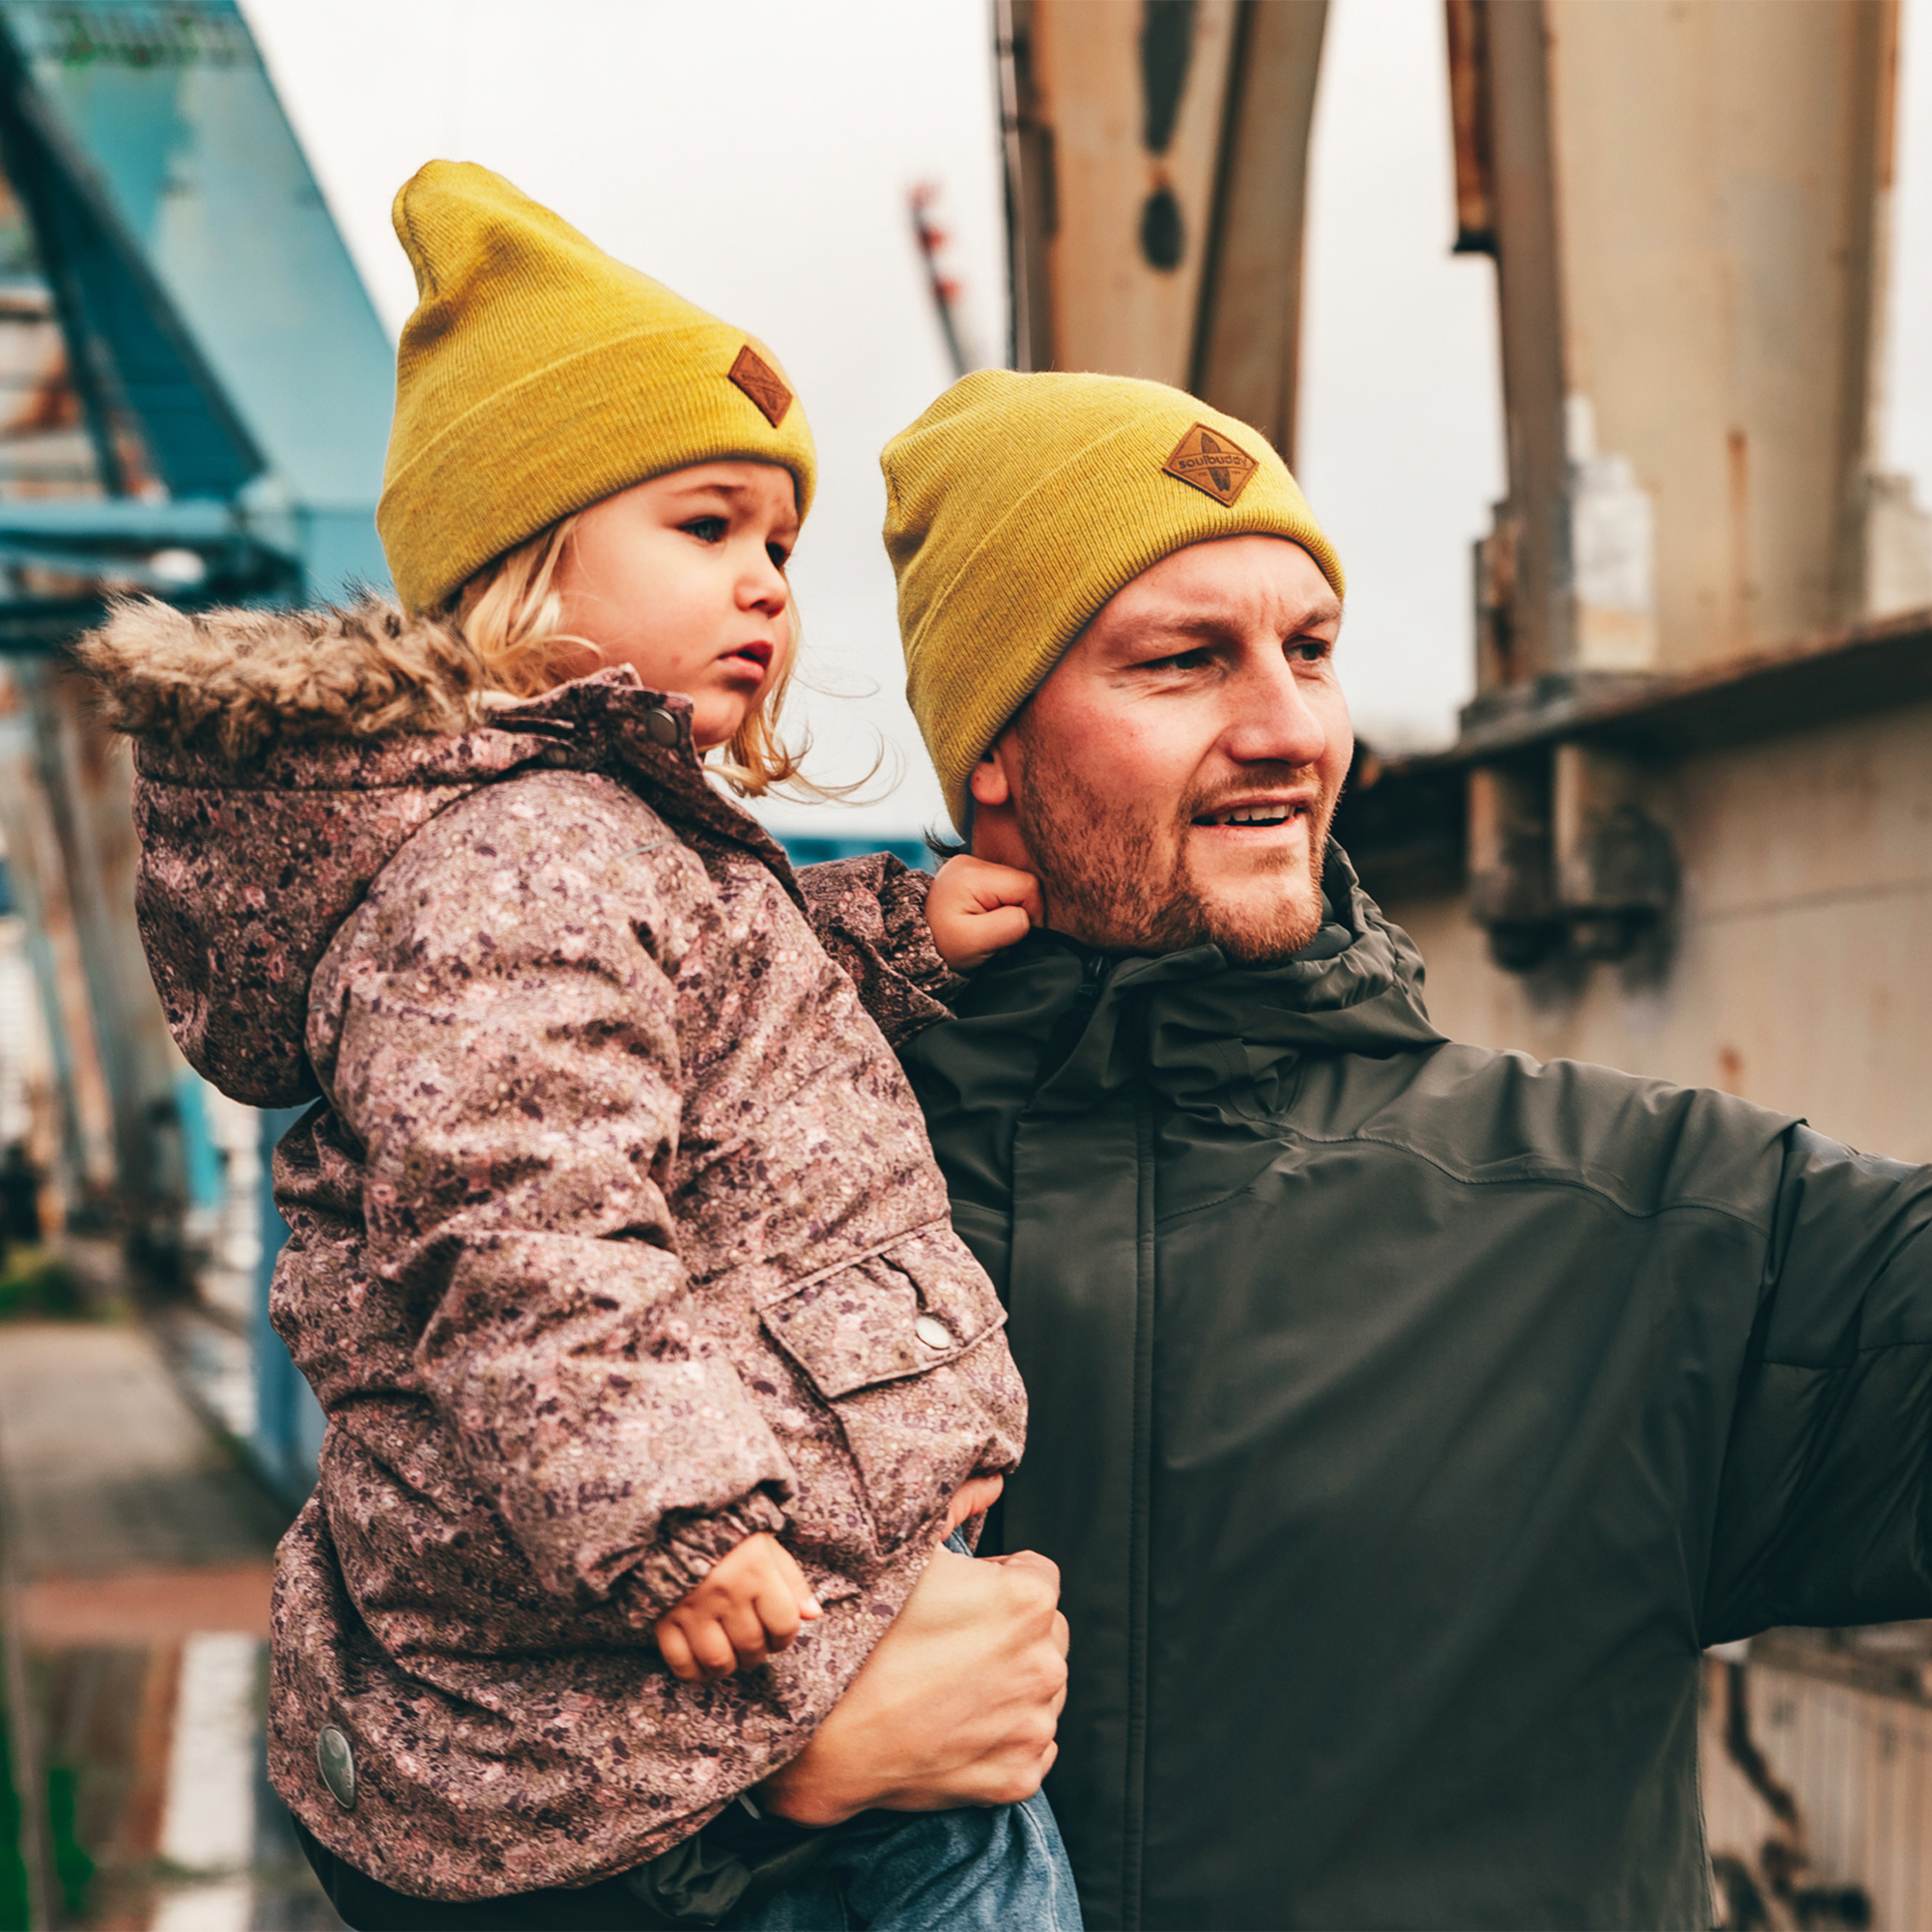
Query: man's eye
[
  {"left": 681, "top": 517, "right": 727, "bottom": 543},
  {"left": 1288, "top": 639, "right": 1329, "bottom": 664},
  {"left": 1156, "top": 648, "right": 1213, "bottom": 671}
]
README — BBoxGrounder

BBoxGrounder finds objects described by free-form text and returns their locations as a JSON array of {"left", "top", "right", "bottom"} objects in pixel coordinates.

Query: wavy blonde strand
[{"left": 440, "top": 515, "right": 829, "bottom": 798}]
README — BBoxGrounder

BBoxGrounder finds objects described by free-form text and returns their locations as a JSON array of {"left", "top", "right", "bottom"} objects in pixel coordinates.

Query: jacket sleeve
[
  {"left": 796, "top": 852, "right": 965, "bottom": 1047},
  {"left": 1703, "top": 1123, "right": 1932, "bottom": 1640},
  {"left": 312, "top": 797, "right": 794, "bottom": 1620}
]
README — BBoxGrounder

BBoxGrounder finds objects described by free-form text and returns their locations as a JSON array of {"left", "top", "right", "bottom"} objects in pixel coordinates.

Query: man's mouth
[{"left": 1193, "top": 797, "right": 1311, "bottom": 830}]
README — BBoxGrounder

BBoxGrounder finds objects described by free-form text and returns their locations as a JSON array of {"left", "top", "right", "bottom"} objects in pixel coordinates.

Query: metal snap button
[
  {"left": 915, "top": 1315, "right": 952, "bottom": 1350},
  {"left": 317, "top": 1725, "right": 356, "bottom": 1810},
  {"left": 644, "top": 706, "right": 680, "bottom": 747}
]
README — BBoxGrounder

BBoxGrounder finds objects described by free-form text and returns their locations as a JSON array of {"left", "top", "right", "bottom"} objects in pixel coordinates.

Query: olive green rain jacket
[{"left": 895, "top": 851, "right": 1932, "bottom": 1932}]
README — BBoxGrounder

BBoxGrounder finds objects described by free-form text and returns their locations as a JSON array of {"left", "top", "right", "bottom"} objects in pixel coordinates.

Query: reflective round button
[
  {"left": 644, "top": 706, "right": 680, "bottom": 747},
  {"left": 316, "top": 1725, "right": 356, "bottom": 1810},
  {"left": 914, "top": 1315, "right": 952, "bottom": 1350}
]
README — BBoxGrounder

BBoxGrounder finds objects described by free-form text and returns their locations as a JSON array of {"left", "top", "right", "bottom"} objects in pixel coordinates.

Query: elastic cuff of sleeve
[
  {"left": 628, "top": 1488, "right": 789, "bottom": 1621},
  {"left": 880, "top": 873, "right": 969, "bottom": 1001}
]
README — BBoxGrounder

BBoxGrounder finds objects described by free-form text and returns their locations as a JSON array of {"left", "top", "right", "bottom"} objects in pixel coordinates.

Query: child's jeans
[
  {"left": 728, "top": 1529, "right": 1081, "bottom": 1931},
  {"left": 733, "top": 1789, "right": 1079, "bottom": 1931}
]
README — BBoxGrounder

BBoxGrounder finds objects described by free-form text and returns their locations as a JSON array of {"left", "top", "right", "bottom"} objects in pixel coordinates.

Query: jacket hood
[{"left": 76, "top": 597, "right": 795, "bottom": 1107}]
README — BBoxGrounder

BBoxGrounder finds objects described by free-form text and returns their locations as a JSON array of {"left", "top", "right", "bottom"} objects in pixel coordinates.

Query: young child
[{"left": 80, "top": 163, "right": 1077, "bottom": 1931}]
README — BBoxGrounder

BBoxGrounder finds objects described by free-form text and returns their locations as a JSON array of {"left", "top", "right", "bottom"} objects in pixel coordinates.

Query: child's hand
[
  {"left": 927, "top": 855, "right": 1044, "bottom": 970},
  {"left": 654, "top": 1532, "right": 822, "bottom": 1682}
]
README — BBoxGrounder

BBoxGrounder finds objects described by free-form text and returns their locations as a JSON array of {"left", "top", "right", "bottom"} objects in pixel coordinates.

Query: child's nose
[{"left": 744, "top": 552, "right": 788, "bottom": 611}]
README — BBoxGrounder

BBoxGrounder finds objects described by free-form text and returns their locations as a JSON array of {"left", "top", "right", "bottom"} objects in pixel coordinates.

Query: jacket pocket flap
[{"left": 758, "top": 1224, "right": 1005, "bottom": 1401}]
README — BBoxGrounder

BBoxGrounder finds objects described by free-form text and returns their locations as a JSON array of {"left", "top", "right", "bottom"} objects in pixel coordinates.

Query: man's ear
[
  {"left": 966, "top": 730, "right": 1032, "bottom": 870},
  {"left": 968, "top": 740, "right": 1015, "bottom": 810}
]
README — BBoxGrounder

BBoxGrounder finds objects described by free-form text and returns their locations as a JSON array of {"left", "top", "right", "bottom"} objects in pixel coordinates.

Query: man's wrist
[{"left": 755, "top": 1756, "right": 867, "bottom": 1829}]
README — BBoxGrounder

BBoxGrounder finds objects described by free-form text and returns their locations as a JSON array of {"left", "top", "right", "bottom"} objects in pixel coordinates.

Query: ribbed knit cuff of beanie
[{"left": 881, "top": 369, "right": 1345, "bottom": 834}]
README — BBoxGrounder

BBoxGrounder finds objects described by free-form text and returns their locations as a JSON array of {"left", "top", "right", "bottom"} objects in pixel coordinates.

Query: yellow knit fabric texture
[
  {"left": 377, "top": 161, "right": 816, "bottom": 614},
  {"left": 883, "top": 369, "right": 1344, "bottom": 831}
]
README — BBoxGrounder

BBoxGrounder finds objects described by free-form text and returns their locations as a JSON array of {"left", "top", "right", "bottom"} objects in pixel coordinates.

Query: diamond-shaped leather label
[
  {"left": 728, "top": 344, "right": 792, "bottom": 428},
  {"left": 1163, "top": 423, "right": 1259, "bottom": 506}
]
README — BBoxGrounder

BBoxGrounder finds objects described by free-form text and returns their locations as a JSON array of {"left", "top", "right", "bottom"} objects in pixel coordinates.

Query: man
[{"left": 773, "top": 369, "right": 1932, "bottom": 1930}]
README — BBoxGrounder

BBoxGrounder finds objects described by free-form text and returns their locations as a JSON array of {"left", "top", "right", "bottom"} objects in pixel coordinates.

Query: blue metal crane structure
[{"left": 0, "top": 0, "right": 393, "bottom": 1499}]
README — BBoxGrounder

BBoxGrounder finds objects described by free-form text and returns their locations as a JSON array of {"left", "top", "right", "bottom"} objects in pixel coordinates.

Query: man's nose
[{"left": 1220, "top": 648, "right": 1330, "bottom": 768}]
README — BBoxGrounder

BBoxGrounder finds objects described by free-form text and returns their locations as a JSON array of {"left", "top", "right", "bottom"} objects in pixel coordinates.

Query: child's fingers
[
  {"left": 976, "top": 874, "right": 1045, "bottom": 924},
  {"left": 656, "top": 1620, "right": 698, "bottom": 1683},
  {"left": 970, "top": 905, "right": 1034, "bottom": 950},
  {"left": 688, "top": 1616, "right": 740, "bottom": 1679},
  {"left": 753, "top": 1583, "right": 805, "bottom": 1651},
  {"left": 721, "top": 1601, "right": 773, "bottom": 1668}
]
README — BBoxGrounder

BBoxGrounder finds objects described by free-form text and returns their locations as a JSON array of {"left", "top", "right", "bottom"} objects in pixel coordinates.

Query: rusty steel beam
[
  {"left": 0, "top": 662, "right": 185, "bottom": 1261},
  {"left": 1463, "top": 0, "right": 1924, "bottom": 699},
  {"left": 1191, "top": 0, "right": 1327, "bottom": 464},
  {"left": 1449, "top": 0, "right": 1925, "bottom": 974},
  {"left": 0, "top": 662, "right": 115, "bottom": 1219},
  {"left": 996, "top": 0, "right": 1327, "bottom": 455}
]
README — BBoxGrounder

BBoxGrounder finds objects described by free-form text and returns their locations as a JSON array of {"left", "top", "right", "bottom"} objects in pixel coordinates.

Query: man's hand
[
  {"left": 758, "top": 1548, "right": 1067, "bottom": 1824},
  {"left": 940, "top": 1472, "right": 1005, "bottom": 1541},
  {"left": 654, "top": 1532, "right": 822, "bottom": 1682},
  {"left": 926, "top": 855, "right": 1044, "bottom": 970}
]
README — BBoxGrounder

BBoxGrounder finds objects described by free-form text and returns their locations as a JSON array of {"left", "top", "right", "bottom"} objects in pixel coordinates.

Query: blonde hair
[{"left": 440, "top": 514, "right": 809, "bottom": 796}]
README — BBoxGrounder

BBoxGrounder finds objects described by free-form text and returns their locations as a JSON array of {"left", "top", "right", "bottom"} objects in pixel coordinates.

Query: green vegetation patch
[{"left": 0, "top": 1247, "right": 81, "bottom": 1321}]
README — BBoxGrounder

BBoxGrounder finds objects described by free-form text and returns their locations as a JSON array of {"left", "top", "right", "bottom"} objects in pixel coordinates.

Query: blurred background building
[{"left": 0, "top": 1, "right": 1926, "bottom": 1925}]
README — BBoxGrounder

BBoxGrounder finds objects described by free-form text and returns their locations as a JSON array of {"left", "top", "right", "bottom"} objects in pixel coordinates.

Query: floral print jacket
[{"left": 78, "top": 599, "right": 1022, "bottom": 1900}]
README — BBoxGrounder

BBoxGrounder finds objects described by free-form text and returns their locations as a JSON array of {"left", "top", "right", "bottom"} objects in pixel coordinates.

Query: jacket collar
[
  {"left": 963, "top": 844, "right": 1444, "bottom": 1113},
  {"left": 486, "top": 668, "right": 805, "bottom": 910}
]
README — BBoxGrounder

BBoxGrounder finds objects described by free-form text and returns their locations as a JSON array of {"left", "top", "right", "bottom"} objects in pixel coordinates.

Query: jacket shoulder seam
[{"left": 1152, "top": 1123, "right": 1775, "bottom": 1236}]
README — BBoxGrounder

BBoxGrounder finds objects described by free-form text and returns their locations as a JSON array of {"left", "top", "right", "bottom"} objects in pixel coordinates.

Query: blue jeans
[
  {"left": 733, "top": 1791, "right": 1081, "bottom": 1931},
  {"left": 733, "top": 1529, "right": 1080, "bottom": 1931}
]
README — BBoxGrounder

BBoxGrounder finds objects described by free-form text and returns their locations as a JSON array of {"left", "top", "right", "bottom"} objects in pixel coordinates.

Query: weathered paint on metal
[
  {"left": 1699, "top": 1642, "right": 1932, "bottom": 1931},
  {"left": 1472, "top": 0, "right": 1913, "bottom": 688},
  {"left": 0, "top": 0, "right": 393, "bottom": 588},
  {"left": 1005, "top": 0, "right": 1239, "bottom": 388},
  {"left": 1442, "top": 0, "right": 1494, "bottom": 256},
  {"left": 1189, "top": 0, "right": 1326, "bottom": 463},
  {"left": 0, "top": 665, "right": 112, "bottom": 1209},
  {"left": 996, "top": 0, "right": 1326, "bottom": 459}
]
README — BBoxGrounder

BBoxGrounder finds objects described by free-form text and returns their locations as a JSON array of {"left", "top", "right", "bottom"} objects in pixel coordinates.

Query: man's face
[{"left": 969, "top": 534, "right": 1350, "bottom": 962}]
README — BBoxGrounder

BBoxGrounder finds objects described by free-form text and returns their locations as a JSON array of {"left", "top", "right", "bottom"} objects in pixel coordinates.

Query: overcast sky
[{"left": 240, "top": 0, "right": 1932, "bottom": 839}]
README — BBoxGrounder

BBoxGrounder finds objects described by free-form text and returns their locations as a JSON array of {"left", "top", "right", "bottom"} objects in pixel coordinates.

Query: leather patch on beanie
[
  {"left": 1163, "top": 423, "right": 1258, "bottom": 506},
  {"left": 728, "top": 345, "right": 793, "bottom": 427}
]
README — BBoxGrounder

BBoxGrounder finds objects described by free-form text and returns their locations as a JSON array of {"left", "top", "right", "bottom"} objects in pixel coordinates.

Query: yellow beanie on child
[
  {"left": 377, "top": 161, "right": 816, "bottom": 614},
  {"left": 882, "top": 369, "right": 1344, "bottom": 832}
]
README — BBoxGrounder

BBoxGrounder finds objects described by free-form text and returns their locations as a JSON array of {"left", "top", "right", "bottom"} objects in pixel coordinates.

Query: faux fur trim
[{"left": 73, "top": 596, "right": 498, "bottom": 763}]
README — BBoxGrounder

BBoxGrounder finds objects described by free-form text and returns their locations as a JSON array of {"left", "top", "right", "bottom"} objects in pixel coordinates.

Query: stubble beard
[{"left": 1010, "top": 723, "right": 1336, "bottom": 964}]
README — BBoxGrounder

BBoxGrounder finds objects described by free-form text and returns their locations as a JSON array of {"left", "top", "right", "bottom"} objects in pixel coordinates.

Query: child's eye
[
  {"left": 766, "top": 542, "right": 790, "bottom": 571},
  {"left": 681, "top": 517, "right": 727, "bottom": 544}
]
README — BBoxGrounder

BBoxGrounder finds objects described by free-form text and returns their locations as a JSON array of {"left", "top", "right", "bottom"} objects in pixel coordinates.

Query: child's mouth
[{"left": 721, "top": 641, "right": 774, "bottom": 679}]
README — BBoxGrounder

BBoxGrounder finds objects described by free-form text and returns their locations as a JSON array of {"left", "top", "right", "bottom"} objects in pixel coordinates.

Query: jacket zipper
[{"left": 1121, "top": 1063, "right": 1156, "bottom": 1928}]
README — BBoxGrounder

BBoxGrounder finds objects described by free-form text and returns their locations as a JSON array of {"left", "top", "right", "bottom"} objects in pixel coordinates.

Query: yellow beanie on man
[
  {"left": 378, "top": 161, "right": 815, "bottom": 614},
  {"left": 883, "top": 370, "right": 1343, "bottom": 832}
]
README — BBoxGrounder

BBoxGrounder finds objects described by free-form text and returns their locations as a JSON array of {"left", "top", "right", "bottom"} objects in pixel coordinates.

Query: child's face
[{"left": 551, "top": 460, "right": 800, "bottom": 750}]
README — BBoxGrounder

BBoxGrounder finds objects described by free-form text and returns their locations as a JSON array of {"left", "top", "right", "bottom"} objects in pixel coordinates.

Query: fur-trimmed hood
[
  {"left": 77, "top": 597, "right": 796, "bottom": 1107},
  {"left": 78, "top": 595, "right": 502, "bottom": 758}
]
